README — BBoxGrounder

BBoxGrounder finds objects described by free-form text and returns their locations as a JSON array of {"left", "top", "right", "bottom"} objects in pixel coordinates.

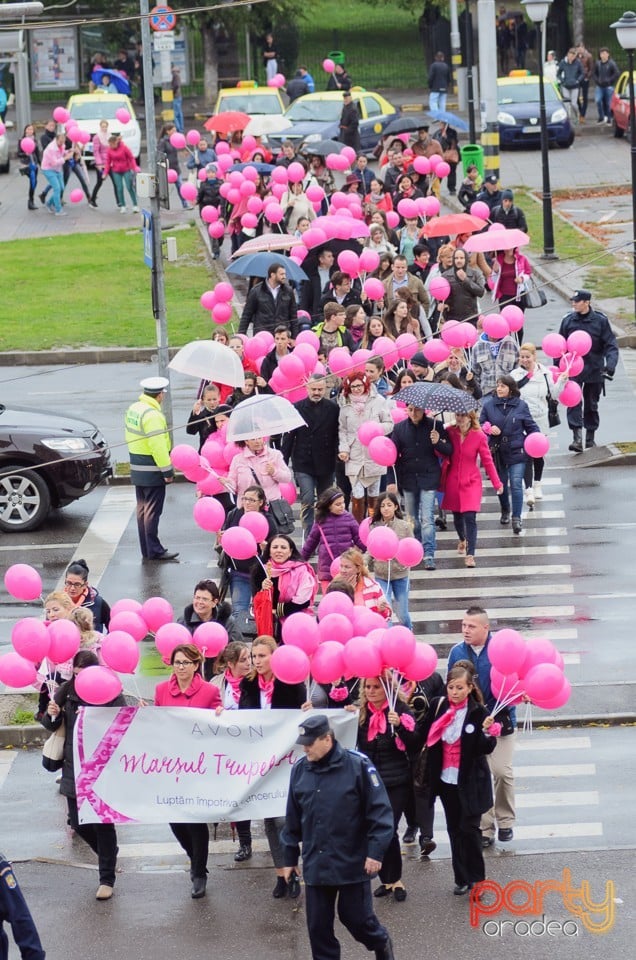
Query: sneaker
[
  {"left": 465, "top": 555, "right": 476, "bottom": 568},
  {"left": 500, "top": 511, "right": 510, "bottom": 525},
  {"left": 54, "top": 211, "right": 67, "bottom": 217},
  {"left": 525, "top": 487, "right": 535, "bottom": 507},
  {"left": 597, "top": 118, "right": 605, "bottom": 124},
  {"left": 512, "top": 517, "right": 522, "bottom": 535},
  {"left": 498, "top": 827, "right": 514, "bottom": 841},
  {"left": 424, "top": 557, "right": 436, "bottom": 571},
  {"left": 234, "top": 843, "right": 252, "bottom": 862},
  {"left": 119, "top": 206, "right": 127, "bottom": 214},
  {"left": 456, "top": 540, "right": 467, "bottom": 555},
  {"left": 606, "top": 117, "right": 612, "bottom": 125},
  {"left": 533, "top": 482, "right": 543, "bottom": 500},
  {"left": 132, "top": 205, "right": 139, "bottom": 213},
  {"left": 287, "top": 871, "right": 301, "bottom": 899}
]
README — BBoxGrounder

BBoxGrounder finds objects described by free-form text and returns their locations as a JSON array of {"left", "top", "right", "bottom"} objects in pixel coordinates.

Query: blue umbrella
[
  {"left": 226, "top": 251, "right": 308, "bottom": 283},
  {"left": 230, "top": 162, "right": 276, "bottom": 175},
  {"left": 91, "top": 68, "right": 131, "bottom": 95},
  {"left": 429, "top": 110, "right": 469, "bottom": 132},
  {"left": 395, "top": 382, "right": 479, "bottom": 413}
]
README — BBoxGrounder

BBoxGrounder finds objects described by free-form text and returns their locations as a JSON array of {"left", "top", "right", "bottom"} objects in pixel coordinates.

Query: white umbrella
[
  {"left": 243, "top": 115, "right": 293, "bottom": 137},
  {"left": 226, "top": 394, "right": 306, "bottom": 441},
  {"left": 169, "top": 340, "right": 245, "bottom": 387}
]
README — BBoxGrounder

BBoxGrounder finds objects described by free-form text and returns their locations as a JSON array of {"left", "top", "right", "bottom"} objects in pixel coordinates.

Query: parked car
[
  {"left": 213, "top": 82, "right": 286, "bottom": 117},
  {"left": 610, "top": 71, "right": 636, "bottom": 138},
  {"left": 493, "top": 76, "right": 574, "bottom": 149},
  {"left": 65, "top": 93, "right": 142, "bottom": 163},
  {"left": 0, "top": 405, "right": 111, "bottom": 532},
  {"left": 0, "top": 126, "right": 9, "bottom": 174},
  {"left": 267, "top": 89, "right": 400, "bottom": 154}
]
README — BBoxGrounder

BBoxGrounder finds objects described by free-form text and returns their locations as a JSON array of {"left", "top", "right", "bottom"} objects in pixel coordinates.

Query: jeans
[
  {"left": 229, "top": 570, "right": 252, "bottom": 616},
  {"left": 43, "top": 169, "right": 63, "bottom": 212},
  {"left": 403, "top": 487, "right": 436, "bottom": 558},
  {"left": 429, "top": 90, "right": 447, "bottom": 113},
  {"left": 295, "top": 471, "right": 334, "bottom": 538},
  {"left": 173, "top": 96, "right": 184, "bottom": 132},
  {"left": 452, "top": 510, "right": 478, "bottom": 556},
  {"left": 497, "top": 461, "right": 526, "bottom": 519},
  {"left": 595, "top": 86, "right": 613, "bottom": 120},
  {"left": 376, "top": 576, "right": 412, "bottom": 629},
  {"left": 112, "top": 170, "right": 137, "bottom": 208}
]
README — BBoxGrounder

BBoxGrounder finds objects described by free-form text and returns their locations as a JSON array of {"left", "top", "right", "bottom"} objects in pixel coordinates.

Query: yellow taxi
[
  {"left": 267, "top": 89, "right": 399, "bottom": 153},
  {"left": 66, "top": 93, "right": 142, "bottom": 162},
  {"left": 213, "top": 81, "right": 285, "bottom": 117}
]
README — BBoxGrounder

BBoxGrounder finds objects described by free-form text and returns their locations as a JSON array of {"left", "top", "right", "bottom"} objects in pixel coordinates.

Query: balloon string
[{"left": 491, "top": 678, "right": 522, "bottom": 716}]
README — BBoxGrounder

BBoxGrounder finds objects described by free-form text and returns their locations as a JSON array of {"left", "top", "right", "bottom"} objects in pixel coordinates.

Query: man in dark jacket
[
  {"left": 281, "top": 715, "right": 396, "bottom": 960},
  {"left": 282, "top": 376, "right": 339, "bottom": 535},
  {"left": 593, "top": 47, "right": 620, "bottom": 124},
  {"left": 557, "top": 289, "right": 619, "bottom": 451},
  {"left": 178, "top": 578, "right": 243, "bottom": 679},
  {"left": 339, "top": 91, "right": 360, "bottom": 151},
  {"left": 475, "top": 174, "right": 502, "bottom": 212},
  {"left": 557, "top": 48, "right": 584, "bottom": 119},
  {"left": 428, "top": 51, "right": 451, "bottom": 113},
  {"left": 286, "top": 70, "right": 309, "bottom": 102},
  {"left": 238, "top": 263, "right": 298, "bottom": 338},
  {"left": 490, "top": 189, "right": 527, "bottom": 231},
  {"left": 390, "top": 404, "right": 452, "bottom": 570},
  {"left": 299, "top": 248, "right": 336, "bottom": 322},
  {"left": 259, "top": 326, "right": 293, "bottom": 384},
  {"left": 0, "top": 853, "right": 45, "bottom": 960}
]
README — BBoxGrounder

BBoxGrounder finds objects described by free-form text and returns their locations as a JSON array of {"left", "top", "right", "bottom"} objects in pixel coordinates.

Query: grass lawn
[{"left": 0, "top": 225, "right": 226, "bottom": 351}]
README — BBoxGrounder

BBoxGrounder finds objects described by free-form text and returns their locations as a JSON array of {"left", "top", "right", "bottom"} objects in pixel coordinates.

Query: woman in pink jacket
[
  {"left": 154, "top": 643, "right": 221, "bottom": 900},
  {"left": 90, "top": 119, "right": 115, "bottom": 207},
  {"left": 41, "top": 133, "right": 72, "bottom": 215},
  {"left": 103, "top": 131, "right": 139, "bottom": 214},
  {"left": 225, "top": 437, "right": 292, "bottom": 504},
  {"left": 443, "top": 411, "right": 503, "bottom": 568}
]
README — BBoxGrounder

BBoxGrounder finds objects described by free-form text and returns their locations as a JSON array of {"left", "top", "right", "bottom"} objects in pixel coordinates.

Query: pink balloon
[
  {"left": 116, "top": 108, "right": 131, "bottom": 125},
  {"left": 209, "top": 221, "right": 225, "bottom": 239},
  {"left": 287, "top": 161, "right": 305, "bottom": 184},
  {"left": 212, "top": 302, "right": 232, "bottom": 325},
  {"left": 192, "top": 621, "right": 228, "bottom": 656},
  {"left": 318, "top": 613, "right": 354, "bottom": 645},
  {"left": 222, "top": 526, "right": 258, "bottom": 560},
  {"left": 372, "top": 336, "right": 400, "bottom": 367},
  {"left": 4, "top": 564, "right": 42, "bottom": 601},
  {"left": 279, "top": 482, "right": 297, "bottom": 505},
  {"left": 559, "top": 380, "right": 583, "bottom": 407},
  {"left": 329, "top": 557, "right": 341, "bottom": 578},
  {"left": 566, "top": 330, "right": 593, "bottom": 357},
  {"left": 380, "top": 625, "right": 416, "bottom": 670},
  {"left": 180, "top": 181, "right": 197, "bottom": 203},
  {"left": 518, "top": 637, "right": 559, "bottom": 676},
  {"left": 366, "top": 526, "right": 399, "bottom": 561},
  {"left": 278, "top": 353, "right": 305, "bottom": 383},
  {"left": 362, "top": 277, "right": 385, "bottom": 301},
  {"left": 532, "top": 677, "right": 571, "bottom": 710},
  {"left": 488, "top": 222, "right": 506, "bottom": 232},
  {"left": 413, "top": 155, "right": 431, "bottom": 175},
  {"left": 524, "top": 663, "right": 565, "bottom": 701},
  {"left": 386, "top": 210, "right": 400, "bottom": 229},
  {"left": 337, "top": 250, "right": 360, "bottom": 277},
  {"left": 282, "top": 613, "right": 321, "bottom": 655},
  {"left": 429, "top": 276, "right": 451, "bottom": 301},
  {"left": 109, "top": 611, "right": 148, "bottom": 642},
  {"left": 110, "top": 598, "right": 143, "bottom": 618},
  {"left": 524, "top": 433, "right": 550, "bottom": 458},
  {"left": 241, "top": 213, "right": 258, "bottom": 230},
  {"left": 391, "top": 407, "right": 408, "bottom": 424},
  {"left": 397, "top": 198, "right": 419, "bottom": 220},
  {"left": 326, "top": 346, "right": 352, "bottom": 376},
  {"left": 470, "top": 201, "right": 491, "bottom": 221},
  {"left": 264, "top": 203, "right": 284, "bottom": 224},
  {"left": 482, "top": 313, "right": 510, "bottom": 340},
  {"left": 423, "top": 339, "right": 451, "bottom": 363},
  {"left": 20, "top": 137, "right": 36, "bottom": 155},
  {"left": 395, "top": 332, "right": 419, "bottom": 360},
  {"left": 311, "top": 641, "right": 345, "bottom": 683},
  {"left": 395, "top": 537, "right": 423, "bottom": 567},
  {"left": 358, "top": 421, "right": 385, "bottom": 446},
  {"left": 200, "top": 290, "right": 217, "bottom": 310},
  {"left": 239, "top": 510, "right": 270, "bottom": 541},
  {"left": 167, "top": 168, "right": 178, "bottom": 183},
  {"left": 295, "top": 330, "right": 320, "bottom": 351},
  {"left": 268, "top": 72, "right": 286, "bottom": 88},
  {"left": 351, "top": 607, "right": 386, "bottom": 634},
  {"left": 359, "top": 249, "right": 380, "bottom": 272},
  {"left": 367, "top": 436, "right": 397, "bottom": 468},
  {"left": 155, "top": 622, "right": 191, "bottom": 659},
  {"left": 170, "top": 132, "right": 186, "bottom": 150},
  {"left": 246, "top": 195, "right": 264, "bottom": 214},
  {"left": 322, "top": 58, "right": 336, "bottom": 73},
  {"left": 501, "top": 304, "right": 525, "bottom": 332},
  {"left": 53, "top": 106, "right": 70, "bottom": 123},
  {"left": 101, "top": 631, "right": 139, "bottom": 673},
  {"left": 193, "top": 496, "right": 226, "bottom": 533},
  {"left": 186, "top": 128, "right": 201, "bottom": 145},
  {"left": 317, "top": 592, "right": 355, "bottom": 621},
  {"left": 421, "top": 196, "right": 440, "bottom": 217},
  {"left": 142, "top": 597, "right": 174, "bottom": 633},
  {"left": 11, "top": 618, "right": 49, "bottom": 663},
  {"left": 47, "top": 620, "right": 81, "bottom": 664},
  {"left": 542, "top": 333, "right": 567, "bottom": 359},
  {"left": 402, "top": 643, "right": 438, "bottom": 681},
  {"left": 343, "top": 637, "right": 384, "bottom": 677},
  {"left": 488, "top": 628, "right": 526, "bottom": 675},
  {"left": 559, "top": 352, "right": 584, "bottom": 377},
  {"left": 441, "top": 320, "right": 469, "bottom": 348},
  {"left": 75, "top": 665, "right": 122, "bottom": 704},
  {"left": 171, "top": 444, "right": 201, "bottom": 473},
  {"left": 215, "top": 142, "right": 231, "bottom": 157},
  {"left": 0, "top": 652, "right": 37, "bottom": 687},
  {"left": 271, "top": 645, "right": 310, "bottom": 684},
  {"left": 435, "top": 161, "right": 451, "bottom": 179}
]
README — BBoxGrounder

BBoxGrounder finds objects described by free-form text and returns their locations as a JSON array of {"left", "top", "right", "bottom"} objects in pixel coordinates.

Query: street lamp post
[
  {"left": 611, "top": 11, "right": 636, "bottom": 320},
  {"left": 464, "top": 0, "right": 476, "bottom": 143},
  {"left": 522, "top": 0, "right": 556, "bottom": 259}
]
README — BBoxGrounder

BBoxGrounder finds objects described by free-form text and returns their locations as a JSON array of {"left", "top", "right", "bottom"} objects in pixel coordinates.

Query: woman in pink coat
[
  {"left": 225, "top": 437, "right": 292, "bottom": 504},
  {"left": 442, "top": 412, "right": 503, "bottom": 568}
]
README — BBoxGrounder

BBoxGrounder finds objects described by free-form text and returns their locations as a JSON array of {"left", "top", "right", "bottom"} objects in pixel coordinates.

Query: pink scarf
[
  {"left": 367, "top": 701, "right": 388, "bottom": 741},
  {"left": 225, "top": 670, "right": 243, "bottom": 704},
  {"left": 258, "top": 672, "right": 275, "bottom": 705},
  {"left": 351, "top": 396, "right": 368, "bottom": 418},
  {"left": 427, "top": 699, "right": 468, "bottom": 747}
]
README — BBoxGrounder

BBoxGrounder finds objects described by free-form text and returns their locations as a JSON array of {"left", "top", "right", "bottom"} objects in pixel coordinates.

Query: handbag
[
  {"left": 412, "top": 699, "right": 443, "bottom": 790},
  {"left": 543, "top": 372, "right": 561, "bottom": 427},
  {"left": 522, "top": 277, "right": 547, "bottom": 309},
  {"left": 267, "top": 498, "right": 295, "bottom": 534},
  {"left": 442, "top": 147, "right": 459, "bottom": 164},
  {"left": 42, "top": 723, "right": 65, "bottom": 772}
]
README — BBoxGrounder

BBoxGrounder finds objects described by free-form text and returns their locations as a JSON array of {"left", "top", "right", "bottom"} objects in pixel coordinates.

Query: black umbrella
[
  {"left": 382, "top": 113, "right": 433, "bottom": 136},
  {"left": 395, "top": 382, "right": 479, "bottom": 414},
  {"left": 301, "top": 238, "right": 364, "bottom": 278},
  {"left": 299, "top": 139, "right": 345, "bottom": 157}
]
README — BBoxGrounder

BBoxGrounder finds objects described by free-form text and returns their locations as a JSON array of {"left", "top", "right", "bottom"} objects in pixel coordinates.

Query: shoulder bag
[
  {"left": 543, "top": 373, "right": 561, "bottom": 427},
  {"left": 248, "top": 466, "right": 295, "bottom": 535},
  {"left": 522, "top": 277, "right": 547, "bottom": 309},
  {"left": 42, "top": 723, "right": 65, "bottom": 772},
  {"left": 412, "top": 698, "right": 444, "bottom": 791}
]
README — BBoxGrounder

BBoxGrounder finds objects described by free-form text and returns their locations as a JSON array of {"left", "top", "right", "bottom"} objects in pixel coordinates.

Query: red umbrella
[
  {"left": 204, "top": 111, "right": 251, "bottom": 135},
  {"left": 421, "top": 213, "right": 488, "bottom": 237},
  {"left": 463, "top": 228, "right": 530, "bottom": 253}
]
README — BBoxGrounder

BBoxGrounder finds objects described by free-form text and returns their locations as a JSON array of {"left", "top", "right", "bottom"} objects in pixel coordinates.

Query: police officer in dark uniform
[
  {"left": 281, "top": 715, "right": 396, "bottom": 960},
  {"left": 557, "top": 289, "right": 619, "bottom": 451},
  {"left": 0, "top": 853, "right": 45, "bottom": 960}
]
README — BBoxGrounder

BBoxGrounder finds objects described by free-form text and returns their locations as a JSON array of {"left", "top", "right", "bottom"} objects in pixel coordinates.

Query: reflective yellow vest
[{"left": 124, "top": 394, "right": 173, "bottom": 486}]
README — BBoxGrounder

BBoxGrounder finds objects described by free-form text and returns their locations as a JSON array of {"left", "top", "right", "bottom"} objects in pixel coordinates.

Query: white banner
[{"left": 74, "top": 707, "right": 358, "bottom": 825}]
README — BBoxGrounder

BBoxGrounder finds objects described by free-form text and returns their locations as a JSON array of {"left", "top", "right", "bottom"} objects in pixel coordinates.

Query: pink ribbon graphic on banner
[{"left": 75, "top": 706, "right": 138, "bottom": 824}]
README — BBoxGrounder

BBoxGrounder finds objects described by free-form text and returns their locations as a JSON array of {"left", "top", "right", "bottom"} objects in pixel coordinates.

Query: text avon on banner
[{"left": 74, "top": 707, "right": 358, "bottom": 825}]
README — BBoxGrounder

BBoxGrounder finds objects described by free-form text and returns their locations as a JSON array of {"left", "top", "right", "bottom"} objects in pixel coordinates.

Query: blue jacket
[
  {"left": 480, "top": 394, "right": 539, "bottom": 466},
  {"left": 392, "top": 416, "right": 452, "bottom": 491},
  {"left": 557, "top": 307, "right": 618, "bottom": 383},
  {"left": 448, "top": 636, "right": 516, "bottom": 731},
  {"left": 281, "top": 741, "right": 394, "bottom": 885}
]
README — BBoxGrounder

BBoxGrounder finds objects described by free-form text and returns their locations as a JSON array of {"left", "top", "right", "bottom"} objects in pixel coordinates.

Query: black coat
[
  {"left": 299, "top": 269, "right": 335, "bottom": 321},
  {"left": 282, "top": 396, "right": 340, "bottom": 476},
  {"left": 392, "top": 416, "right": 452, "bottom": 492},
  {"left": 420, "top": 696, "right": 497, "bottom": 815},
  {"left": 239, "top": 675, "right": 306, "bottom": 709},
  {"left": 238, "top": 281, "right": 298, "bottom": 338},
  {"left": 356, "top": 701, "right": 422, "bottom": 788},
  {"left": 475, "top": 187, "right": 501, "bottom": 212},
  {"left": 339, "top": 102, "right": 360, "bottom": 150},
  {"left": 186, "top": 406, "right": 217, "bottom": 450},
  {"left": 179, "top": 601, "right": 243, "bottom": 642},
  {"left": 490, "top": 203, "right": 528, "bottom": 232},
  {"left": 557, "top": 307, "right": 619, "bottom": 383},
  {"left": 281, "top": 740, "right": 394, "bottom": 885}
]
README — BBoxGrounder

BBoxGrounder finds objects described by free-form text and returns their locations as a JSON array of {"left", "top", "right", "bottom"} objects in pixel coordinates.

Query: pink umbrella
[
  {"left": 231, "top": 234, "right": 304, "bottom": 257},
  {"left": 463, "top": 228, "right": 530, "bottom": 253}
]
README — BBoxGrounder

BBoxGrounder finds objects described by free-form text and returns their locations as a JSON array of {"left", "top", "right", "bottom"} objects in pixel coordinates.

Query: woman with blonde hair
[
  {"left": 443, "top": 411, "right": 503, "bottom": 568},
  {"left": 338, "top": 374, "right": 393, "bottom": 522},
  {"left": 337, "top": 548, "right": 391, "bottom": 620}
]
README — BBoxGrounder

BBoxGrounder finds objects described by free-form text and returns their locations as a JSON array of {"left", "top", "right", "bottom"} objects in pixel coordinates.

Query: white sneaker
[
  {"left": 119, "top": 206, "right": 127, "bottom": 214},
  {"left": 132, "top": 205, "right": 139, "bottom": 213},
  {"left": 525, "top": 487, "right": 535, "bottom": 506},
  {"left": 533, "top": 482, "right": 543, "bottom": 500}
]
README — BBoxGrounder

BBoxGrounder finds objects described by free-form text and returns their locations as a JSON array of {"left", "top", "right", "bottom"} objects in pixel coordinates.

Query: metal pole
[
  {"left": 536, "top": 18, "right": 556, "bottom": 259},
  {"left": 449, "top": 0, "right": 462, "bottom": 103},
  {"left": 465, "top": 0, "right": 476, "bottom": 143},
  {"left": 139, "top": 0, "right": 173, "bottom": 430},
  {"left": 478, "top": 0, "right": 500, "bottom": 180},
  {"left": 629, "top": 49, "right": 636, "bottom": 318}
]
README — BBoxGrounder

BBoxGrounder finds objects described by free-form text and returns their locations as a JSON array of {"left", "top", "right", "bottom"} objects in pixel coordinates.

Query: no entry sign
[{"left": 150, "top": 5, "right": 177, "bottom": 32}]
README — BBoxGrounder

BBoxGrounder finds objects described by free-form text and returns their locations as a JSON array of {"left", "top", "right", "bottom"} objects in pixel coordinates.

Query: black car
[{"left": 0, "top": 404, "right": 111, "bottom": 532}]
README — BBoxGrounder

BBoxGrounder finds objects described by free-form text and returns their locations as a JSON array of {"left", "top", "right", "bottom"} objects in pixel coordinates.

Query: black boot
[
  {"left": 568, "top": 429, "right": 583, "bottom": 453},
  {"left": 375, "top": 936, "right": 395, "bottom": 960},
  {"left": 585, "top": 430, "right": 596, "bottom": 448}
]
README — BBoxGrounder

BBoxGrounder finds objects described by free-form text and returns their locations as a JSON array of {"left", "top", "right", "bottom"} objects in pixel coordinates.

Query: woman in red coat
[
  {"left": 154, "top": 643, "right": 221, "bottom": 899},
  {"left": 443, "top": 412, "right": 503, "bottom": 568}
]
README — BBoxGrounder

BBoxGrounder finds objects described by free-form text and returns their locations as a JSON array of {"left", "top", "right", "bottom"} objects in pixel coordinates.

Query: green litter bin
[
  {"left": 328, "top": 50, "right": 346, "bottom": 65},
  {"left": 460, "top": 143, "right": 484, "bottom": 180}
]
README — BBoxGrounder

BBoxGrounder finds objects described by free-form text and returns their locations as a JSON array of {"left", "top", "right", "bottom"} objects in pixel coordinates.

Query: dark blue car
[{"left": 494, "top": 77, "right": 574, "bottom": 149}]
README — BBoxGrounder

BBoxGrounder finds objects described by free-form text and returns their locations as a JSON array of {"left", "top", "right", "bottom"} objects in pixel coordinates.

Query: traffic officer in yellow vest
[{"left": 124, "top": 377, "right": 179, "bottom": 562}]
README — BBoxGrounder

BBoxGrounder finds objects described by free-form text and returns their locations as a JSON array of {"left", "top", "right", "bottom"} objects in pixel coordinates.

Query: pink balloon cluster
[
  {"left": 488, "top": 628, "right": 570, "bottom": 710},
  {"left": 200, "top": 279, "right": 234, "bottom": 325},
  {"left": 541, "top": 331, "right": 592, "bottom": 408}
]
